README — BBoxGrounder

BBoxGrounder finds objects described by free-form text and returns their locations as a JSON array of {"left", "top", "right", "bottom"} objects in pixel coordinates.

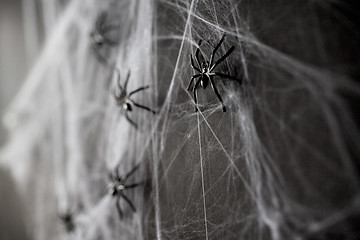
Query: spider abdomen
[
  {"left": 123, "top": 102, "right": 132, "bottom": 112},
  {"left": 111, "top": 188, "right": 117, "bottom": 196},
  {"left": 201, "top": 75, "right": 210, "bottom": 89}
]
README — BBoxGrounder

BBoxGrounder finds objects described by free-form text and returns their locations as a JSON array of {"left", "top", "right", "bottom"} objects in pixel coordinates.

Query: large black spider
[
  {"left": 108, "top": 164, "right": 143, "bottom": 220},
  {"left": 188, "top": 34, "right": 241, "bottom": 112},
  {"left": 112, "top": 70, "right": 156, "bottom": 129},
  {"left": 58, "top": 210, "right": 76, "bottom": 233},
  {"left": 90, "top": 11, "right": 118, "bottom": 64}
]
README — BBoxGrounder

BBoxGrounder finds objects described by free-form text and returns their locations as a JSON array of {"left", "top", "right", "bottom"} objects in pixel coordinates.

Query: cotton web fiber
[{"left": 1, "top": 0, "right": 360, "bottom": 239}]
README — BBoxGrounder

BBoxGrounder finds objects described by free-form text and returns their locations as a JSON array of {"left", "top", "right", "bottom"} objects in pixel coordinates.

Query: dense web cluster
[{"left": 1, "top": 0, "right": 360, "bottom": 239}]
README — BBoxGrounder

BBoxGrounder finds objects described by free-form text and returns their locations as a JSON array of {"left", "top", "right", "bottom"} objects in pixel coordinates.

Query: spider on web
[
  {"left": 58, "top": 210, "right": 76, "bottom": 233},
  {"left": 90, "top": 11, "right": 119, "bottom": 65},
  {"left": 112, "top": 69, "right": 156, "bottom": 129},
  {"left": 108, "top": 164, "right": 143, "bottom": 220},
  {"left": 188, "top": 34, "right": 242, "bottom": 112}
]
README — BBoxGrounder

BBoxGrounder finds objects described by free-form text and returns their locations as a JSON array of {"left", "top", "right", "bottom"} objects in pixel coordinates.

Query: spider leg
[
  {"left": 124, "top": 71, "right": 130, "bottom": 92},
  {"left": 121, "top": 193, "right": 136, "bottom": 212},
  {"left": 131, "top": 101, "right": 156, "bottom": 114},
  {"left": 115, "top": 165, "right": 121, "bottom": 180},
  {"left": 115, "top": 195, "right": 123, "bottom": 220},
  {"left": 209, "top": 77, "right": 226, "bottom": 112},
  {"left": 113, "top": 69, "right": 125, "bottom": 94},
  {"left": 187, "top": 74, "right": 201, "bottom": 91},
  {"left": 101, "top": 25, "right": 119, "bottom": 34},
  {"left": 125, "top": 112, "right": 138, "bottom": 129},
  {"left": 210, "top": 46, "right": 235, "bottom": 71},
  {"left": 108, "top": 171, "right": 115, "bottom": 182},
  {"left": 124, "top": 164, "right": 141, "bottom": 182},
  {"left": 96, "top": 12, "right": 108, "bottom": 29},
  {"left": 111, "top": 85, "right": 117, "bottom": 99},
  {"left": 125, "top": 182, "right": 143, "bottom": 189},
  {"left": 214, "top": 72, "right": 242, "bottom": 84},
  {"left": 195, "top": 40, "right": 203, "bottom": 68},
  {"left": 128, "top": 86, "right": 150, "bottom": 97},
  {"left": 102, "top": 37, "right": 118, "bottom": 46},
  {"left": 92, "top": 44, "right": 109, "bottom": 65},
  {"left": 193, "top": 79, "right": 201, "bottom": 112},
  {"left": 210, "top": 34, "right": 226, "bottom": 66},
  {"left": 190, "top": 54, "right": 201, "bottom": 72}
]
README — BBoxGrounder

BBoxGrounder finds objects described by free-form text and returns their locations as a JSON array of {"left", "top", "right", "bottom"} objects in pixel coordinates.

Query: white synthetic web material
[{"left": 1, "top": 0, "right": 360, "bottom": 239}]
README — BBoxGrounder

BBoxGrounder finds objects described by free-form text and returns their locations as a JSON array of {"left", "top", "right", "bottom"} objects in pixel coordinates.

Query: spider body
[
  {"left": 91, "top": 33, "right": 105, "bottom": 47},
  {"left": 122, "top": 101, "right": 133, "bottom": 112},
  {"left": 90, "top": 11, "right": 118, "bottom": 64},
  {"left": 112, "top": 70, "right": 156, "bottom": 129},
  {"left": 59, "top": 211, "right": 76, "bottom": 233},
  {"left": 188, "top": 35, "right": 241, "bottom": 112},
  {"left": 108, "top": 164, "right": 143, "bottom": 220},
  {"left": 198, "top": 61, "right": 212, "bottom": 89},
  {"left": 114, "top": 94, "right": 133, "bottom": 112}
]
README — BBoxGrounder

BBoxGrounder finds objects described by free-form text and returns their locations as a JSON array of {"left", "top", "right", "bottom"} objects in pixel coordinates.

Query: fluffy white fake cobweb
[{"left": 1, "top": 0, "right": 360, "bottom": 239}]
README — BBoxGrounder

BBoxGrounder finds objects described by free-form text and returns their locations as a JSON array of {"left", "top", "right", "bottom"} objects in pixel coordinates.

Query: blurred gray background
[
  {"left": 1, "top": 0, "right": 66, "bottom": 236},
  {"left": 1, "top": 0, "right": 38, "bottom": 239},
  {"left": 0, "top": 0, "right": 27, "bottom": 146}
]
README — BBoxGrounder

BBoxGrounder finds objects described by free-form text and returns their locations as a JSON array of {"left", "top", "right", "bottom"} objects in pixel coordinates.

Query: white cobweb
[{"left": 1, "top": 0, "right": 360, "bottom": 239}]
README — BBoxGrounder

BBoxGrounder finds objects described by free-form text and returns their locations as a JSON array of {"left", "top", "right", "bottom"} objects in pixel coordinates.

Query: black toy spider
[
  {"left": 59, "top": 210, "right": 76, "bottom": 233},
  {"left": 188, "top": 34, "right": 241, "bottom": 112},
  {"left": 90, "top": 11, "right": 118, "bottom": 64},
  {"left": 112, "top": 70, "right": 156, "bottom": 129},
  {"left": 108, "top": 164, "right": 143, "bottom": 220}
]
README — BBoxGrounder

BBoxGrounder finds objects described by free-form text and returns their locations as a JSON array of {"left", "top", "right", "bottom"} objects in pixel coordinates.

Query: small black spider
[
  {"left": 188, "top": 34, "right": 241, "bottom": 112},
  {"left": 112, "top": 69, "right": 156, "bottom": 129},
  {"left": 90, "top": 11, "right": 118, "bottom": 64},
  {"left": 59, "top": 210, "right": 76, "bottom": 233},
  {"left": 108, "top": 164, "right": 143, "bottom": 220}
]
